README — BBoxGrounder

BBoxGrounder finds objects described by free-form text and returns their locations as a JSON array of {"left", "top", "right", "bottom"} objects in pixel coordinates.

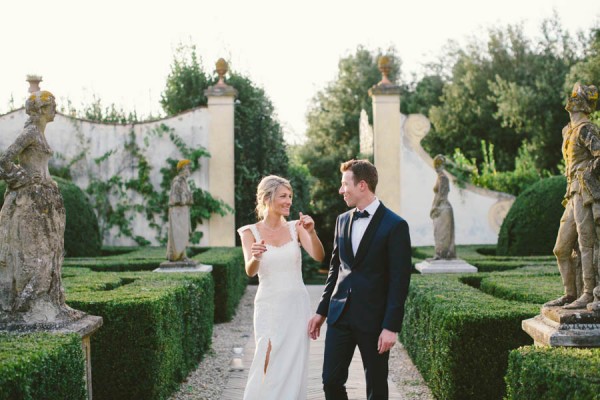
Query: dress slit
[{"left": 264, "top": 338, "right": 272, "bottom": 374}]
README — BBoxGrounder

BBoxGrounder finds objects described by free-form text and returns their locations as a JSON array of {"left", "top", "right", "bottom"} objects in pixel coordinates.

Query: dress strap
[
  {"left": 236, "top": 224, "right": 262, "bottom": 242},
  {"left": 288, "top": 221, "right": 299, "bottom": 244}
]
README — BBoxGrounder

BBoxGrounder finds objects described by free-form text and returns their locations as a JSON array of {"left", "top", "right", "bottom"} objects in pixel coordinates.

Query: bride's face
[{"left": 268, "top": 186, "right": 292, "bottom": 218}]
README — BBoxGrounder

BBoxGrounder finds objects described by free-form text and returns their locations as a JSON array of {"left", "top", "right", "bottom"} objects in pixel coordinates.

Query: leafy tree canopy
[
  {"left": 299, "top": 46, "right": 401, "bottom": 254},
  {"left": 160, "top": 44, "right": 289, "bottom": 240},
  {"left": 423, "top": 17, "right": 582, "bottom": 172}
]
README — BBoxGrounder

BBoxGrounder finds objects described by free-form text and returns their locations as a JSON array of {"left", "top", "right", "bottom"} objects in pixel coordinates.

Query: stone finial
[
  {"left": 204, "top": 58, "right": 238, "bottom": 97},
  {"left": 215, "top": 58, "right": 229, "bottom": 86},
  {"left": 368, "top": 56, "right": 400, "bottom": 96},
  {"left": 26, "top": 74, "right": 43, "bottom": 93},
  {"left": 377, "top": 56, "right": 392, "bottom": 86}
]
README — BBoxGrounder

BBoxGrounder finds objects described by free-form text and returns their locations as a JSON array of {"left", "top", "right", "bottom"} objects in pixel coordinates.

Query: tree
[
  {"left": 160, "top": 44, "right": 210, "bottom": 115},
  {"left": 160, "top": 44, "right": 289, "bottom": 241},
  {"left": 299, "top": 46, "right": 400, "bottom": 255},
  {"left": 424, "top": 18, "right": 581, "bottom": 172},
  {"left": 400, "top": 74, "right": 444, "bottom": 116},
  {"left": 227, "top": 73, "right": 289, "bottom": 233}
]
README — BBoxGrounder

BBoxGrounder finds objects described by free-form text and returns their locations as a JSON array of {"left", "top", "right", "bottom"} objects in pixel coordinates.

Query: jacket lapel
[
  {"left": 353, "top": 203, "right": 386, "bottom": 266},
  {"left": 342, "top": 212, "right": 354, "bottom": 263}
]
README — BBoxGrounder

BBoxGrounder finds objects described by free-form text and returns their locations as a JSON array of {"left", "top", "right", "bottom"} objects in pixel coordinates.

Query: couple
[{"left": 238, "top": 159, "right": 412, "bottom": 400}]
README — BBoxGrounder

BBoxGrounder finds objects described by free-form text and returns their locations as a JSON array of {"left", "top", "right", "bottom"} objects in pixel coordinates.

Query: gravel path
[{"left": 170, "top": 284, "right": 433, "bottom": 400}]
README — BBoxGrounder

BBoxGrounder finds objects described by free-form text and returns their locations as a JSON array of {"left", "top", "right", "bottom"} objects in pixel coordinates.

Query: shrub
[
  {"left": 0, "top": 332, "right": 86, "bottom": 400},
  {"left": 0, "top": 177, "right": 101, "bottom": 257},
  {"left": 478, "top": 274, "right": 562, "bottom": 304},
  {"left": 64, "top": 269, "right": 214, "bottom": 400},
  {"left": 399, "top": 274, "right": 538, "bottom": 400},
  {"left": 195, "top": 247, "right": 247, "bottom": 322},
  {"left": 497, "top": 175, "right": 566, "bottom": 256},
  {"left": 506, "top": 346, "right": 600, "bottom": 400}
]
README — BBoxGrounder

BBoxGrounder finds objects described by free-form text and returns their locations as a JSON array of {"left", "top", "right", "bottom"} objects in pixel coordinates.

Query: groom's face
[{"left": 339, "top": 171, "right": 359, "bottom": 207}]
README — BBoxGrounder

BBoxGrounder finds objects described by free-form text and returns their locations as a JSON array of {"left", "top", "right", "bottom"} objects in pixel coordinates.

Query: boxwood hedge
[
  {"left": 506, "top": 346, "right": 600, "bottom": 400},
  {"left": 195, "top": 247, "right": 247, "bottom": 322},
  {"left": 0, "top": 332, "right": 86, "bottom": 400},
  {"left": 400, "top": 274, "right": 538, "bottom": 400},
  {"left": 497, "top": 176, "right": 566, "bottom": 256},
  {"left": 64, "top": 269, "right": 214, "bottom": 400}
]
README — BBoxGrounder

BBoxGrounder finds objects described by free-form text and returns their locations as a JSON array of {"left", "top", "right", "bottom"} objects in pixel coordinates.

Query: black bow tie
[{"left": 352, "top": 210, "right": 370, "bottom": 221}]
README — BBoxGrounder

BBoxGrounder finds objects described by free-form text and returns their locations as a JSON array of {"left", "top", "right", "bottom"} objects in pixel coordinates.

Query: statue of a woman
[
  {"left": 166, "top": 159, "right": 194, "bottom": 262},
  {"left": 430, "top": 155, "right": 456, "bottom": 260},
  {"left": 0, "top": 91, "right": 80, "bottom": 324}
]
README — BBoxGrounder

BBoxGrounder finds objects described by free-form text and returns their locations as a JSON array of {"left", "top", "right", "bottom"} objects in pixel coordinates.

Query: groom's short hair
[{"left": 340, "top": 159, "right": 378, "bottom": 193}]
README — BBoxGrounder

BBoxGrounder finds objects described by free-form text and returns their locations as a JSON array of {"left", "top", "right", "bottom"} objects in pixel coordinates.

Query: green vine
[{"left": 66, "top": 123, "right": 231, "bottom": 246}]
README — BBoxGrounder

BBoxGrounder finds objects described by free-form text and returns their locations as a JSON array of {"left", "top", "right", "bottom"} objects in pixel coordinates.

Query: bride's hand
[
  {"left": 297, "top": 212, "right": 315, "bottom": 233},
  {"left": 251, "top": 240, "right": 267, "bottom": 260}
]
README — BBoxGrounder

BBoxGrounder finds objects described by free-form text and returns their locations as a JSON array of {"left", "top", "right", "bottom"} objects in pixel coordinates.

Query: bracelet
[{"left": 251, "top": 256, "right": 261, "bottom": 263}]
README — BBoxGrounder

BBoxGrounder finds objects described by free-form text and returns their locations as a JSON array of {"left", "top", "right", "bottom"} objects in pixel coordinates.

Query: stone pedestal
[
  {"left": 415, "top": 258, "right": 477, "bottom": 274},
  {"left": 154, "top": 260, "right": 213, "bottom": 273},
  {"left": 522, "top": 306, "right": 600, "bottom": 347},
  {"left": 1, "top": 314, "right": 103, "bottom": 400}
]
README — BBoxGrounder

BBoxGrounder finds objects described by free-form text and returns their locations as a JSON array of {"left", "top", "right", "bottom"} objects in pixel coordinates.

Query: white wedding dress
[{"left": 237, "top": 221, "right": 311, "bottom": 400}]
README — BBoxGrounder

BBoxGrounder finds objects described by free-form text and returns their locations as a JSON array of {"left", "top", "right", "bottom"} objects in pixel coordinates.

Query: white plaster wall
[
  {"left": 401, "top": 114, "right": 514, "bottom": 246},
  {"left": 363, "top": 112, "right": 515, "bottom": 246},
  {"left": 0, "top": 108, "right": 211, "bottom": 246}
]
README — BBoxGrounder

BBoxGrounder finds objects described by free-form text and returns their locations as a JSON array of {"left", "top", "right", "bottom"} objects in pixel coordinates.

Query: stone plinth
[
  {"left": 1, "top": 314, "right": 103, "bottom": 399},
  {"left": 522, "top": 307, "right": 600, "bottom": 347},
  {"left": 415, "top": 258, "right": 477, "bottom": 274},
  {"left": 154, "top": 260, "right": 213, "bottom": 273}
]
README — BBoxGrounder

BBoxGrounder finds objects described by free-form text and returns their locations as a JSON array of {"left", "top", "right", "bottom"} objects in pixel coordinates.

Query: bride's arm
[
  {"left": 240, "top": 229, "right": 266, "bottom": 277},
  {"left": 296, "top": 213, "right": 325, "bottom": 262}
]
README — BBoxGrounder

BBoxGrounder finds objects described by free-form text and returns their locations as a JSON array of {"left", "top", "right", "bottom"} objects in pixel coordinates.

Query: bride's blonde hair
[{"left": 255, "top": 175, "right": 292, "bottom": 220}]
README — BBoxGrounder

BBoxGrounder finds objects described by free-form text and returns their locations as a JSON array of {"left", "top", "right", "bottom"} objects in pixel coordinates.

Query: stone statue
[
  {"left": 430, "top": 155, "right": 456, "bottom": 259},
  {"left": 0, "top": 91, "right": 81, "bottom": 325},
  {"left": 166, "top": 159, "right": 194, "bottom": 262},
  {"left": 546, "top": 82, "right": 600, "bottom": 310}
]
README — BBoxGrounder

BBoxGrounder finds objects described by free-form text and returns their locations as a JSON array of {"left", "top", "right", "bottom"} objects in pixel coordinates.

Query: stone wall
[
  {"left": 0, "top": 108, "right": 211, "bottom": 246},
  {"left": 362, "top": 109, "right": 514, "bottom": 246}
]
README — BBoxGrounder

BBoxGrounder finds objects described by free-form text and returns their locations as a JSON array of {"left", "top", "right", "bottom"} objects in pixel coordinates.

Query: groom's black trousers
[{"left": 322, "top": 315, "right": 390, "bottom": 400}]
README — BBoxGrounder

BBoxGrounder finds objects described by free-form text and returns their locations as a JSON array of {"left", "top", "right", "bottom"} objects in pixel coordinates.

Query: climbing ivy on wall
[{"left": 59, "top": 123, "right": 230, "bottom": 246}]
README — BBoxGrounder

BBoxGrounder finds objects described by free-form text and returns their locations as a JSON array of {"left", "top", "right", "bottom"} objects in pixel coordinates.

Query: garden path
[{"left": 220, "top": 285, "right": 433, "bottom": 400}]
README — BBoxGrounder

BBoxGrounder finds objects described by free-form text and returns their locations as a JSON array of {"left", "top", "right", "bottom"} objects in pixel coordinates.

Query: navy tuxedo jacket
[{"left": 316, "top": 203, "right": 412, "bottom": 333}]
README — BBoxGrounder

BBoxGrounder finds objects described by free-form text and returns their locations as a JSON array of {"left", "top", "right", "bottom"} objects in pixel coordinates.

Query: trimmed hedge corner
[
  {"left": 497, "top": 176, "right": 566, "bottom": 256},
  {"left": 399, "top": 274, "right": 538, "bottom": 400},
  {"left": 506, "top": 346, "right": 600, "bottom": 400},
  {"left": 0, "top": 332, "right": 86, "bottom": 400},
  {"left": 64, "top": 270, "right": 214, "bottom": 400},
  {"left": 195, "top": 247, "right": 247, "bottom": 322}
]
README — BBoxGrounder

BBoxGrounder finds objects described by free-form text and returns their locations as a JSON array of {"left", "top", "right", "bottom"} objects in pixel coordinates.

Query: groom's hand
[
  {"left": 377, "top": 329, "right": 397, "bottom": 354},
  {"left": 308, "top": 314, "right": 325, "bottom": 340}
]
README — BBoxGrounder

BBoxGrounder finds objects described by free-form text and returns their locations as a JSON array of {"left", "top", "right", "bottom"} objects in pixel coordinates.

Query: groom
[{"left": 308, "top": 159, "right": 412, "bottom": 400}]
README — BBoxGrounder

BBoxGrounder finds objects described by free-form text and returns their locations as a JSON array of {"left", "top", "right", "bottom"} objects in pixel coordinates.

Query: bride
[{"left": 238, "top": 175, "right": 324, "bottom": 400}]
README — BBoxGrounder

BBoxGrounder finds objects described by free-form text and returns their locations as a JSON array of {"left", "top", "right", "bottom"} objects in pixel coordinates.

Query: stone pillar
[
  {"left": 205, "top": 59, "right": 237, "bottom": 246},
  {"left": 368, "top": 57, "right": 402, "bottom": 214}
]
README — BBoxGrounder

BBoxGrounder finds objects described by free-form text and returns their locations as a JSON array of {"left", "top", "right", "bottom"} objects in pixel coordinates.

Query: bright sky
[{"left": 1, "top": 0, "right": 599, "bottom": 143}]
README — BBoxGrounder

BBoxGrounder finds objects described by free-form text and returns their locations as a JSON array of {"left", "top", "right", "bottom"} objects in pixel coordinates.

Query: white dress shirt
[{"left": 351, "top": 198, "right": 380, "bottom": 255}]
